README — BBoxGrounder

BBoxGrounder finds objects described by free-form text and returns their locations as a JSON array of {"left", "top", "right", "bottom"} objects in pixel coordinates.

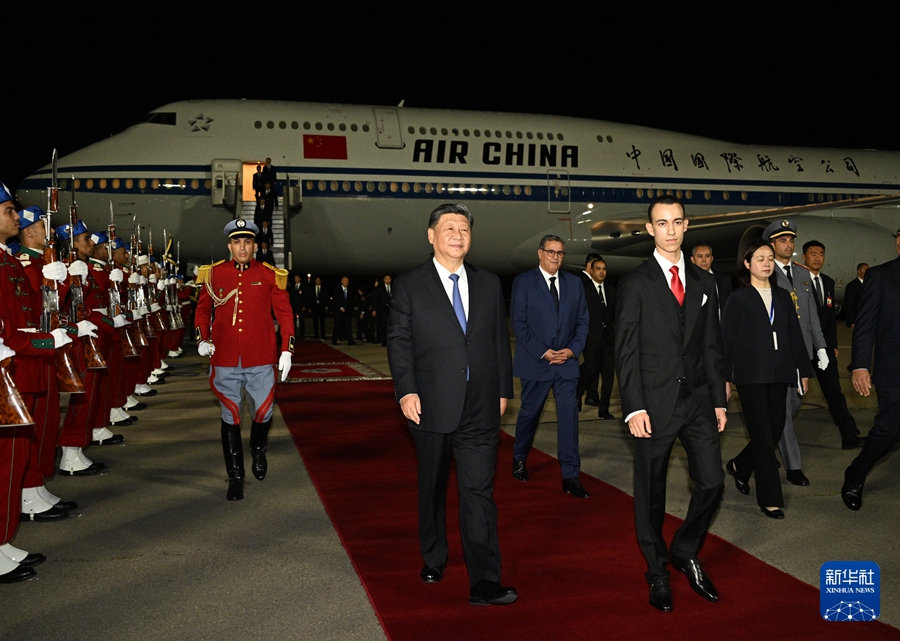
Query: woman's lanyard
[{"left": 769, "top": 298, "right": 778, "bottom": 350}]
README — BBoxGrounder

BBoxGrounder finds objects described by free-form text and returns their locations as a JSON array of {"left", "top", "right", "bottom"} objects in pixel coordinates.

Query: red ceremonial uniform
[{"left": 195, "top": 259, "right": 294, "bottom": 367}]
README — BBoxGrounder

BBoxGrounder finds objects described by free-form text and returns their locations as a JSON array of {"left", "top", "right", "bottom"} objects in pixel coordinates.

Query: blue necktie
[{"left": 449, "top": 274, "right": 467, "bottom": 333}]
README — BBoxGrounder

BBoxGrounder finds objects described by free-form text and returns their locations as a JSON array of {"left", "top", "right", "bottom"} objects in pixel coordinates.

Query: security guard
[{"left": 195, "top": 219, "right": 294, "bottom": 501}]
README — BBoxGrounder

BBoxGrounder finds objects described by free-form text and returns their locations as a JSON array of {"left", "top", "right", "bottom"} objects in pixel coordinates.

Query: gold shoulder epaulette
[
  {"left": 196, "top": 260, "right": 225, "bottom": 284},
  {"left": 262, "top": 262, "right": 289, "bottom": 290}
]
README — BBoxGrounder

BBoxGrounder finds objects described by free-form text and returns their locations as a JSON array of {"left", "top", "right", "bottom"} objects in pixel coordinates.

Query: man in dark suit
[
  {"left": 332, "top": 276, "right": 355, "bottom": 345},
  {"left": 511, "top": 235, "right": 590, "bottom": 497},
  {"left": 615, "top": 195, "right": 727, "bottom": 612},
  {"left": 387, "top": 203, "right": 516, "bottom": 605},
  {"left": 576, "top": 257, "right": 617, "bottom": 419},
  {"left": 307, "top": 277, "right": 329, "bottom": 340},
  {"left": 843, "top": 262, "right": 868, "bottom": 327},
  {"left": 372, "top": 274, "right": 393, "bottom": 346},
  {"left": 577, "top": 253, "right": 603, "bottom": 406},
  {"left": 690, "top": 243, "right": 733, "bottom": 314},
  {"left": 842, "top": 229, "right": 900, "bottom": 511},
  {"left": 802, "top": 241, "right": 861, "bottom": 449},
  {"left": 289, "top": 274, "right": 305, "bottom": 339}
]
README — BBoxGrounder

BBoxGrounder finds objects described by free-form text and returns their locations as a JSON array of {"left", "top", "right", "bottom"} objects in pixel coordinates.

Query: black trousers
[
  {"left": 311, "top": 310, "right": 326, "bottom": 339},
  {"left": 633, "top": 395, "right": 724, "bottom": 582},
  {"left": 733, "top": 383, "right": 787, "bottom": 507},
  {"left": 812, "top": 357, "right": 859, "bottom": 440},
  {"left": 411, "top": 401, "right": 502, "bottom": 587},
  {"left": 849, "top": 385, "right": 900, "bottom": 481},
  {"left": 577, "top": 335, "right": 615, "bottom": 412}
]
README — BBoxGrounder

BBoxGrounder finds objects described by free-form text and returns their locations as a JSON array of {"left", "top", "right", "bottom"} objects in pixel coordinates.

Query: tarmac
[{"left": 3, "top": 324, "right": 896, "bottom": 640}]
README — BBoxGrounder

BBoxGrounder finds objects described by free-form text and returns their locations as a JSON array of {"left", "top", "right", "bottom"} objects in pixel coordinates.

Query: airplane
[{"left": 14, "top": 99, "right": 900, "bottom": 298}]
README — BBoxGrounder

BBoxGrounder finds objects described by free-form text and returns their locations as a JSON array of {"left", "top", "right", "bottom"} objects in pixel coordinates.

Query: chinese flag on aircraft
[{"left": 303, "top": 135, "right": 348, "bottom": 160}]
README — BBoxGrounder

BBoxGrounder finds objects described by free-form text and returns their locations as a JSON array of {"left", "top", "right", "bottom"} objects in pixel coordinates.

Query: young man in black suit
[
  {"left": 387, "top": 203, "right": 516, "bottom": 605},
  {"left": 843, "top": 262, "right": 868, "bottom": 327},
  {"left": 615, "top": 195, "right": 727, "bottom": 612},
  {"left": 842, "top": 229, "right": 900, "bottom": 510},
  {"left": 802, "top": 241, "right": 861, "bottom": 449},
  {"left": 576, "top": 258, "right": 617, "bottom": 419}
]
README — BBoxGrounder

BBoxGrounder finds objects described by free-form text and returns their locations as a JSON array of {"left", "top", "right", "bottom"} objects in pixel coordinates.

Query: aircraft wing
[{"left": 590, "top": 192, "right": 900, "bottom": 255}]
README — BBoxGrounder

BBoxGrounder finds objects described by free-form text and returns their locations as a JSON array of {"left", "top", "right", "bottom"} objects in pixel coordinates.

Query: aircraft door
[
  {"left": 373, "top": 108, "right": 404, "bottom": 149},
  {"left": 211, "top": 159, "right": 243, "bottom": 211},
  {"left": 547, "top": 170, "right": 570, "bottom": 213}
]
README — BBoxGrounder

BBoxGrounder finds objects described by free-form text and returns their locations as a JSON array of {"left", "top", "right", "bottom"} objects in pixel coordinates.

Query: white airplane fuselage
[{"left": 16, "top": 99, "right": 900, "bottom": 291}]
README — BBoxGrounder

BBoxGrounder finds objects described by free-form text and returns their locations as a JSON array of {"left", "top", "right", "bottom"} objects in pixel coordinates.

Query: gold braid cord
[{"left": 202, "top": 266, "right": 241, "bottom": 326}]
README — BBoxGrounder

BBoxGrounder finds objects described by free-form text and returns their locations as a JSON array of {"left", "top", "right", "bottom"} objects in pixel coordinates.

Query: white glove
[
  {"left": 139, "top": 276, "right": 147, "bottom": 285},
  {"left": 167, "top": 277, "right": 176, "bottom": 286},
  {"left": 42, "top": 261, "right": 68, "bottom": 282},
  {"left": 150, "top": 303, "right": 161, "bottom": 313},
  {"left": 148, "top": 275, "right": 158, "bottom": 284},
  {"left": 138, "top": 306, "right": 149, "bottom": 316},
  {"left": 128, "top": 272, "right": 140, "bottom": 284},
  {"left": 817, "top": 348, "right": 830, "bottom": 370},
  {"left": 131, "top": 308, "right": 143, "bottom": 319},
  {"left": 76, "top": 320, "right": 99, "bottom": 338},
  {"left": 109, "top": 268, "right": 124, "bottom": 283},
  {"left": 113, "top": 314, "right": 129, "bottom": 328},
  {"left": 68, "top": 260, "right": 89, "bottom": 278},
  {"left": 157, "top": 280, "right": 166, "bottom": 291},
  {"left": 278, "top": 351, "right": 293, "bottom": 382},
  {"left": 51, "top": 327, "right": 73, "bottom": 348},
  {"left": 198, "top": 340, "right": 215, "bottom": 357},
  {"left": 0, "top": 338, "right": 15, "bottom": 361}
]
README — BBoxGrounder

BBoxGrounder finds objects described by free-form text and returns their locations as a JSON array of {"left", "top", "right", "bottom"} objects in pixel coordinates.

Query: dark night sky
[{"left": 4, "top": 7, "right": 896, "bottom": 191}]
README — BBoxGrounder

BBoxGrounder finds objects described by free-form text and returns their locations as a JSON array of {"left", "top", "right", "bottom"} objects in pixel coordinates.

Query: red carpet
[{"left": 276, "top": 345, "right": 899, "bottom": 641}]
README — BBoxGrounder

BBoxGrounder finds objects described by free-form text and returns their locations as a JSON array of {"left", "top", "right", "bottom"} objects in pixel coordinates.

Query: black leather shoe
[
  {"left": 469, "top": 579, "right": 517, "bottom": 605},
  {"left": 649, "top": 576, "right": 672, "bottom": 612},
  {"left": 22, "top": 505, "right": 69, "bottom": 522},
  {"left": 0, "top": 566, "right": 36, "bottom": 584},
  {"left": 761, "top": 507, "right": 785, "bottom": 519},
  {"left": 133, "top": 389, "right": 158, "bottom": 397},
  {"left": 226, "top": 473, "right": 245, "bottom": 501},
  {"left": 842, "top": 436, "right": 863, "bottom": 450},
  {"left": 562, "top": 477, "right": 589, "bottom": 498},
  {"left": 106, "top": 419, "right": 132, "bottom": 428},
  {"left": 126, "top": 402, "right": 148, "bottom": 411},
  {"left": 18, "top": 553, "right": 46, "bottom": 568},
  {"left": 55, "top": 500, "right": 79, "bottom": 511},
  {"left": 841, "top": 466, "right": 864, "bottom": 511},
  {"left": 420, "top": 564, "right": 445, "bottom": 583},
  {"left": 58, "top": 463, "right": 104, "bottom": 477},
  {"left": 726, "top": 459, "right": 751, "bottom": 495},
  {"left": 785, "top": 469, "right": 810, "bottom": 486},
  {"left": 512, "top": 459, "right": 528, "bottom": 482},
  {"left": 670, "top": 556, "right": 718, "bottom": 602},
  {"left": 584, "top": 398, "right": 600, "bottom": 406},
  {"left": 598, "top": 412, "right": 616, "bottom": 420}
]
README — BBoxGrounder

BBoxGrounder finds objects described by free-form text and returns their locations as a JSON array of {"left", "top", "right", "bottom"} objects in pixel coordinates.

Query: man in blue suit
[{"left": 511, "top": 235, "right": 590, "bottom": 498}]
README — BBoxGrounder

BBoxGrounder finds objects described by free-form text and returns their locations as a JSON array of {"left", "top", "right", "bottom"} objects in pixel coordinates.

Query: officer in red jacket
[{"left": 195, "top": 219, "right": 294, "bottom": 501}]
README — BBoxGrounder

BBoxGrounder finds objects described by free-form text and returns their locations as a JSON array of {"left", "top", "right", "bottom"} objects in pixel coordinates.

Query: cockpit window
[{"left": 146, "top": 112, "right": 177, "bottom": 125}]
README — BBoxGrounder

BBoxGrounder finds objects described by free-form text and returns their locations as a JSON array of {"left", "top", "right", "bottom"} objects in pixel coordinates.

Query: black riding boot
[
  {"left": 249, "top": 419, "right": 272, "bottom": 481},
  {"left": 221, "top": 421, "right": 245, "bottom": 501}
]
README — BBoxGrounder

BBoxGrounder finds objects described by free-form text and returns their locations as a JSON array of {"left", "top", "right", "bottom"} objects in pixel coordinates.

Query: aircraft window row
[
  {"left": 304, "top": 180, "right": 534, "bottom": 197},
  {"left": 632, "top": 188, "right": 865, "bottom": 203},
  {"left": 253, "top": 120, "right": 371, "bottom": 133},
  {"left": 405, "top": 126, "right": 564, "bottom": 141},
  {"left": 809, "top": 193, "right": 856, "bottom": 202},
  {"left": 596, "top": 135, "right": 614, "bottom": 143},
  {"left": 63, "top": 178, "right": 211, "bottom": 192}
]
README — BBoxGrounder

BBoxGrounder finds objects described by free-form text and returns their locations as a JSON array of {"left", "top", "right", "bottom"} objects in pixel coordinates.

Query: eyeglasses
[{"left": 541, "top": 249, "right": 566, "bottom": 258}]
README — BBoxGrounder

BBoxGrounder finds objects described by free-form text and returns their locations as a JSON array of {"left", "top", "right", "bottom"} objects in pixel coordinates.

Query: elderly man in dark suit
[
  {"left": 387, "top": 203, "right": 516, "bottom": 606},
  {"left": 690, "top": 243, "right": 733, "bottom": 314},
  {"left": 510, "top": 235, "right": 590, "bottom": 498},
  {"left": 801, "top": 240, "right": 861, "bottom": 449},
  {"left": 842, "top": 229, "right": 900, "bottom": 511},
  {"left": 576, "top": 257, "right": 617, "bottom": 419},
  {"left": 616, "top": 195, "right": 727, "bottom": 612}
]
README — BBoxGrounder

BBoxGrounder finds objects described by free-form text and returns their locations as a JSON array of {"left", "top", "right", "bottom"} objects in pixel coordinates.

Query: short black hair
[
  {"left": 590, "top": 258, "right": 606, "bottom": 269},
  {"left": 802, "top": 240, "right": 825, "bottom": 254},
  {"left": 428, "top": 203, "right": 474, "bottom": 230},
  {"left": 857, "top": 262, "right": 869, "bottom": 271},
  {"left": 539, "top": 234, "right": 565, "bottom": 249},
  {"left": 648, "top": 195, "right": 685, "bottom": 222},
  {"left": 737, "top": 237, "right": 778, "bottom": 288},
  {"left": 584, "top": 252, "right": 602, "bottom": 267}
]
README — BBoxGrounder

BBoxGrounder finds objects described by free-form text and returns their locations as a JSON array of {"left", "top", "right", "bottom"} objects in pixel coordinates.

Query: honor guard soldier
[{"left": 195, "top": 219, "right": 294, "bottom": 501}]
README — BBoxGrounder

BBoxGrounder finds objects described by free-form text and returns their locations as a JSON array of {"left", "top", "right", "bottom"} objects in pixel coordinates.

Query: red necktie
[{"left": 670, "top": 266, "right": 684, "bottom": 305}]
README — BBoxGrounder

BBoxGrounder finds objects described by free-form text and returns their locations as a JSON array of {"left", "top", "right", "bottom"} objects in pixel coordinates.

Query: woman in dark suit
[{"left": 721, "top": 238, "right": 814, "bottom": 519}]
